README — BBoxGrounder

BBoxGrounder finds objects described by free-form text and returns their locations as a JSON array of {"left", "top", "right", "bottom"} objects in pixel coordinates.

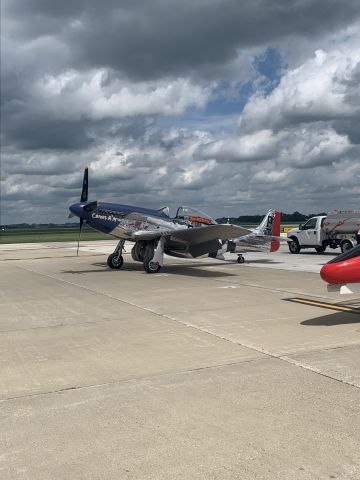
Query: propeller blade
[
  {"left": 80, "top": 167, "right": 88, "bottom": 202},
  {"left": 76, "top": 218, "right": 84, "bottom": 256},
  {"left": 77, "top": 167, "right": 89, "bottom": 255}
]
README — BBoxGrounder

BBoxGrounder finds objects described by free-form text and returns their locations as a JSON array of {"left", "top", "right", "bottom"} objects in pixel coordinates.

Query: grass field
[
  {"left": 1, "top": 224, "right": 297, "bottom": 244},
  {"left": 0, "top": 227, "right": 110, "bottom": 244}
]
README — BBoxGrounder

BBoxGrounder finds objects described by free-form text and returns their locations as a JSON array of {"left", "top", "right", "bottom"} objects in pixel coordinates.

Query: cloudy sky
[{"left": 1, "top": 0, "right": 360, "bottom": 224}]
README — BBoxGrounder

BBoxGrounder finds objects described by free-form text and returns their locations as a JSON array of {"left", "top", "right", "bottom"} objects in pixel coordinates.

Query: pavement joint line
[
  {"left": 284, "top": 341, "right": 360, "bottom": 357},
  {"left": 0, "top": 316, "right": 135, "bottom": 334},
  {"left": 176, "top": 322, "right": 360, "bottom": 390},
  {"left": 15, "top": 264, "right": 360, "bottom": 391},
  {"left": 0, "top": 356, "right": 263, "bottom": 403},
  {"left": 212, "top": 277, "right": 338, "bottom": 301},
  {"left": 1, "top": 319, "right": 358, "bottom": 361}
]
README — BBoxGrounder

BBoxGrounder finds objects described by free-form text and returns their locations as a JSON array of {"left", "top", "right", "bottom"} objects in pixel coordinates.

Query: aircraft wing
[
  {"left": 132, "top": 224, "right": 251, "bottom": 243},
  {"left": 170, "top": 224, "right": 251, "bottom": 244},
  {"left": 132, "top": 230, "right": 163, "bottom": 240}
]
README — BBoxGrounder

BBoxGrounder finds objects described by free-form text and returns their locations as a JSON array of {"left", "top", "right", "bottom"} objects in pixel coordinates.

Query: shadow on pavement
[
  {"left": 242, "top": 259, "right": 282, "bottom": 264},
  {"left": 61, "top": 261, "right": 238, "bottom": 278},
  {"left": 298, "top": 252, "right": 338, "bottom": 257},
  {"left": 301, "top": 312, "right": 360, "bottom": 326},
  {"left": 157, "top": 265, "right": 238, "bottom": 278}
]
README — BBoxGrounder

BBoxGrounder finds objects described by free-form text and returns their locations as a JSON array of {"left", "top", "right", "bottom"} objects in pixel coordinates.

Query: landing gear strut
[
  {"left": 107, "top": 239, "right": 125, "bottom": 269},
  {"left": 237, "top": 254, "right": 245, "bottom": 264},
  {"left": 143, "top": 237, "right": 164, "bottom": 274}
]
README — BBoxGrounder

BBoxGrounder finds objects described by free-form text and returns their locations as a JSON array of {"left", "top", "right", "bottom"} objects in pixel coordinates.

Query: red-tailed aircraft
[
  {"left": 69, "top": 168, "right": 282, "bottom": 273},
  {"left": 320, "top": 243, "right": 360, "bottom": 294}
]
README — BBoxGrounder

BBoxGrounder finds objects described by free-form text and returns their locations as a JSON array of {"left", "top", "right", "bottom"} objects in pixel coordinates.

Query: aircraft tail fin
[
  {"left": 254, "top": 209, "right": 282, "bottom": 252},
  {"left": 254, "top": 210, "right": 281, "bottom": 235},
  {"left": 270, "top": 211, "right": 281, "bottom": 252},
  {"left": 158, "top": 206, "right": 170, "bottom": 216}
]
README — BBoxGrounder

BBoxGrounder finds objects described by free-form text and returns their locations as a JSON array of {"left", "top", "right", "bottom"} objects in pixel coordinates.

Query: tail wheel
[
  {"left": 288, "top": 238, "right": 301, "bottom": 254},
  {"left": 315, "top": 246, "right": 326, "bottom": 253},
  {"left": 107, "top": 253, "right": 124, "bottom": 269},
  {"left": 237, "top": 255, "right": 245, "bottom": 264}
]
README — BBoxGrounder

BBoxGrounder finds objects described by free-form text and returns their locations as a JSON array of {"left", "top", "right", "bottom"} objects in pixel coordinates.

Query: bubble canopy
[{"left": 175, "top": 206, "right": 217, "bottom": 225}]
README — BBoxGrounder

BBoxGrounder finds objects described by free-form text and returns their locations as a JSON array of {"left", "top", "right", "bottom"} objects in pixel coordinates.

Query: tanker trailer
[{"left": 287, "top": 210, "right": 360, "bottom": 254}]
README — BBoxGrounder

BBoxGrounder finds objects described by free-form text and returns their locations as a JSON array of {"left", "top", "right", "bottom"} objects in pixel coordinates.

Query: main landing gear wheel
[
  {"left": 237, "top": 255, "right": 245, "bottom": 264},
  {"left": 107, "top": 253, "right": 124, "bottom": 269},
  {"left": 288, "top": 238, "right": 301, "bottom": 254},
  {"left": 315, "top": 246, "right": 327, "bottom": 253},
  {"left": 131, "top": 242, "right": 145, "bottom": 262},
  {"left": 143, "top": 258, "right": 161, "bottom": 274}
]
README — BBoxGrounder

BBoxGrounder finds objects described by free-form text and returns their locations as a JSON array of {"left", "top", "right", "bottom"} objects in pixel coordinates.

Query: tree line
[{"left": 216, "top": 211, "right": 327, "bottom": 224}]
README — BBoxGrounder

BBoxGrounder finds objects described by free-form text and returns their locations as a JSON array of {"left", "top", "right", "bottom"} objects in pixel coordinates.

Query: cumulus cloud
[
  {"left": 240, "top": 33, "right": 360, "bottom": 132},
  {"left": 36, "top": 71, "right": 210, "bottom": 119},
  {"left": 1, "top": 0, "right": 360, "bottom": 224},
  {"left": 200, "top": 130, "right": 282, "bottom": 162},
  {"left": 200, "top": 125, "right": 351, "bottom": 168},
  {"left": 195, "top": 29, "right": 359, "bottom": 184},
  {"left": 3, "top": 0, "right": 360, "bottom": 79}
]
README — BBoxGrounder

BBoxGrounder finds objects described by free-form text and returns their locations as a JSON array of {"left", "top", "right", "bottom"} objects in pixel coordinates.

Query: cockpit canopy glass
[{"left": 175, "top": 206, "right": 217, "bottom": 225}]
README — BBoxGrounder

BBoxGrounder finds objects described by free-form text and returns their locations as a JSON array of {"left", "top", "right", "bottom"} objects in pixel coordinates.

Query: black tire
[
  {"left": 288, "top": 238, "right": 301, "bottom": 254},
  {"left": 131, "top": 242, "right": 145, "bottom": 262},
  {"left": 107, "top": 253, "right": 124, "bottom": 269},
  {"left": 315, "top": 246, "right": 326, "bottom": 253},
  {"left": 237, "top": 256, "right": 245, "bottom": 264},
  {"left": 131, "top": 245, "right": 140, "bottom": 262},
  {"left": 340, "top": 240, "right": 353, "bottom": 253},
  {"left": 143, "top": 258, "right": 161, "bottom": 274}
]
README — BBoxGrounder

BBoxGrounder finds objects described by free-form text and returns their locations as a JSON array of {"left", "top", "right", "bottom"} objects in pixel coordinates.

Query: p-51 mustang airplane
[{"left": 69, "top": 168, "right": 282, "bottom": 273}]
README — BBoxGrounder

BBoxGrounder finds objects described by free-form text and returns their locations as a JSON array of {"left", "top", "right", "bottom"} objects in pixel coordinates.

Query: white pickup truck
[{"left": 287, "top": 211, "right": 360, "bottom": 254}]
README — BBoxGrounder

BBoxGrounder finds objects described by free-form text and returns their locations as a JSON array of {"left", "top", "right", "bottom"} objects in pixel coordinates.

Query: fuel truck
[{"left": 287, "top": 210, "right": 360, "bottom": 254}]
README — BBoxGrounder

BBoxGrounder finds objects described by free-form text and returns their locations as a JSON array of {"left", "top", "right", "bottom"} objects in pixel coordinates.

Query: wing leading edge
[{"left": 132, "top": 224, "right": 251, "bottom": 244}]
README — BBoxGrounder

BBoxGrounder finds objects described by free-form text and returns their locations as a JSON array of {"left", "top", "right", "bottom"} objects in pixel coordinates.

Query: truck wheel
[
  {"left": 315, "top": 246, "right": 326, "bottom": 253},
  {"left": 288, "top": 238, "right": 301, "bottom": 254},
  {"left": 340, "top": 239, "right": 353, "bottom": 253}
]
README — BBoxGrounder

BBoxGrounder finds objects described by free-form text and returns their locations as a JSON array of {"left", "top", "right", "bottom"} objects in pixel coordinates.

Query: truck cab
[{"left": 287, "top": 217, "right": 326, "bottom": 253}]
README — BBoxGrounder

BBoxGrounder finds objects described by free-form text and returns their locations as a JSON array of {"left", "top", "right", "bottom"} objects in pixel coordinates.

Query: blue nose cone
[{"left": 69, "top": 202, "right": 84, "bottom": 218}]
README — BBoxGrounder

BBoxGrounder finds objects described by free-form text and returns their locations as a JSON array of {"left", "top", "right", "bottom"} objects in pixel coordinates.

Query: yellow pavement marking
[{"left": 285, "top": 297, "right": 360, "bottom": 314}]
